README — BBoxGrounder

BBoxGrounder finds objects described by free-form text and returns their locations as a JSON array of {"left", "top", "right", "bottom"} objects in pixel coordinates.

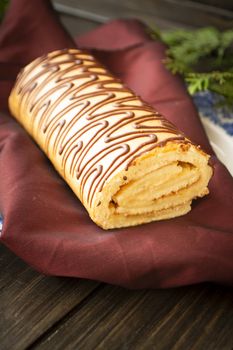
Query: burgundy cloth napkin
[{"left": 0, "top": 0, "right": 233, "bottom": 288}]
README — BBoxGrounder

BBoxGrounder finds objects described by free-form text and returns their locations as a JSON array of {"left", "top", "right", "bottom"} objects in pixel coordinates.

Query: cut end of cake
[{"left": 92, "top": 141, "right": 213, "bottom": 229}]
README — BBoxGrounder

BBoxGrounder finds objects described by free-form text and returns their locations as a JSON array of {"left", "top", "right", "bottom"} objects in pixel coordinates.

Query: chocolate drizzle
[{"left": 15, "top": 49, "right": 186, "bottom": 207}]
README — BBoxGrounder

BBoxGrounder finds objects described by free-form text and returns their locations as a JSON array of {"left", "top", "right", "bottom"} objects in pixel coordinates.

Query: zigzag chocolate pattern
[{"left": 15, "top": 49, "right": 186, "bottom": 206}]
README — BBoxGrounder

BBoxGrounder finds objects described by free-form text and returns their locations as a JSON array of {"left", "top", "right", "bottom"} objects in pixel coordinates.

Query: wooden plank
[
  {"left": 30, "top": 284, "right": 233, "bottom": 350},
  {"left": 194, "top": 0, "right": 233, "bottom": 11},
  {"left": 59, "top": 13, "right": 98, "bottom": 37},
  {"left": 54, "top": 2, "right": 188, "bottom": 31},
  {"left": 53, "top": 0, "right": 233, "bottom": 30},
  {"left": 55, "top": 3, "right": 189, "bottom": 33},
  {"left": 0, "top": 245, "right": 100, "bottom": 350}
]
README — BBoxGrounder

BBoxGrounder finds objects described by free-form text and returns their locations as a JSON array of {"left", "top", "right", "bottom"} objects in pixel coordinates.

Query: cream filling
[
  {"left": 111, "top": 161, "right": 200, "bottom": 215},
  {"left": 89, "top": 143, "right": 212, "bottom": 229}
]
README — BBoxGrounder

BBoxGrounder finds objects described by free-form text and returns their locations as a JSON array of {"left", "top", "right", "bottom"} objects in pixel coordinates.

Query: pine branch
[
  {"left": 161, "top": 27, "right": 221, "bottom": 67},
  {"left": 0, "top": 0, "right": 8, "bottom": 21},
  {"left": 185, "top": 71, "right": 233, "bottom": 96},
  {"left": 151, "top": 26, "right": 233, "bottom": 104}
]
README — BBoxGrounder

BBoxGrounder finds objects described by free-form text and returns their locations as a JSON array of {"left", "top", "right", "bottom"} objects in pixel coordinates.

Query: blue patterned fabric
[{"left": 193, "top": 91, "right": 233, "bottom": 136}]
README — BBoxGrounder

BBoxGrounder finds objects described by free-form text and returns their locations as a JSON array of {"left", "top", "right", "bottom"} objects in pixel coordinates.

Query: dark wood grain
[
  {"left": 195, "top": 0, "right": 233, "bottom": 11},
  {"left": 53, "top": 0, "right": 233, "bottom": 30},
  {"left": 0, "top": 245, "right": 99, "bottom": 350},
  {"left": 30, "top": 284, "right": 233, "bottom": 350},
  {"left": 59, "top": 13, "right": 98, "bottom": 37}
]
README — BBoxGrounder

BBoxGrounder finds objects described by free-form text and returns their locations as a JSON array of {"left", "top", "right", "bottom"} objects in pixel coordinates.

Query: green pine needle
[
  {"left": 186, "top": 71, "right": 233, "bottom": 95},
  {"left": 0, "top": 0, "right": 8, "bottom": 21},
  {"left": 152, "top": 26, "right": 233, "bottom": 105}
]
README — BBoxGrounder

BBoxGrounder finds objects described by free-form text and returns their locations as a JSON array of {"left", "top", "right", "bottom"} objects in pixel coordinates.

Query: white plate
[{"left": 200, "top": 116, "right": 233, "bottom": 176}]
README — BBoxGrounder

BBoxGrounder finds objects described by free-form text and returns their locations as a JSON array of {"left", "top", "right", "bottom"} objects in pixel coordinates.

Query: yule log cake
[{"left": 9, "top": 49, "right": 213, "bottom": 229}]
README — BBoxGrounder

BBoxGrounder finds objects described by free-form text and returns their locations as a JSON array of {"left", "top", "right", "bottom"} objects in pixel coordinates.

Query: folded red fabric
[{"left": 0, "top": 0, "right": 232, "bottom": 288}]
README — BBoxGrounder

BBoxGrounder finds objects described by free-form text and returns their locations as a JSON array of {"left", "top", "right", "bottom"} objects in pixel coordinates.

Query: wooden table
[
  {"left": 1, "top": 1, "right": 233, "bottom": 349},
  {"left": 1, "top": 245, "right": 233, "bottom": 350}
]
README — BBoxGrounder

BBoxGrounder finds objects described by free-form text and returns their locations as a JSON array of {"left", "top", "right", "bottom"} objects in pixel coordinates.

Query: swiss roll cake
[{"left": 9, "top": 49, "right": 213, "bottom": 229}]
